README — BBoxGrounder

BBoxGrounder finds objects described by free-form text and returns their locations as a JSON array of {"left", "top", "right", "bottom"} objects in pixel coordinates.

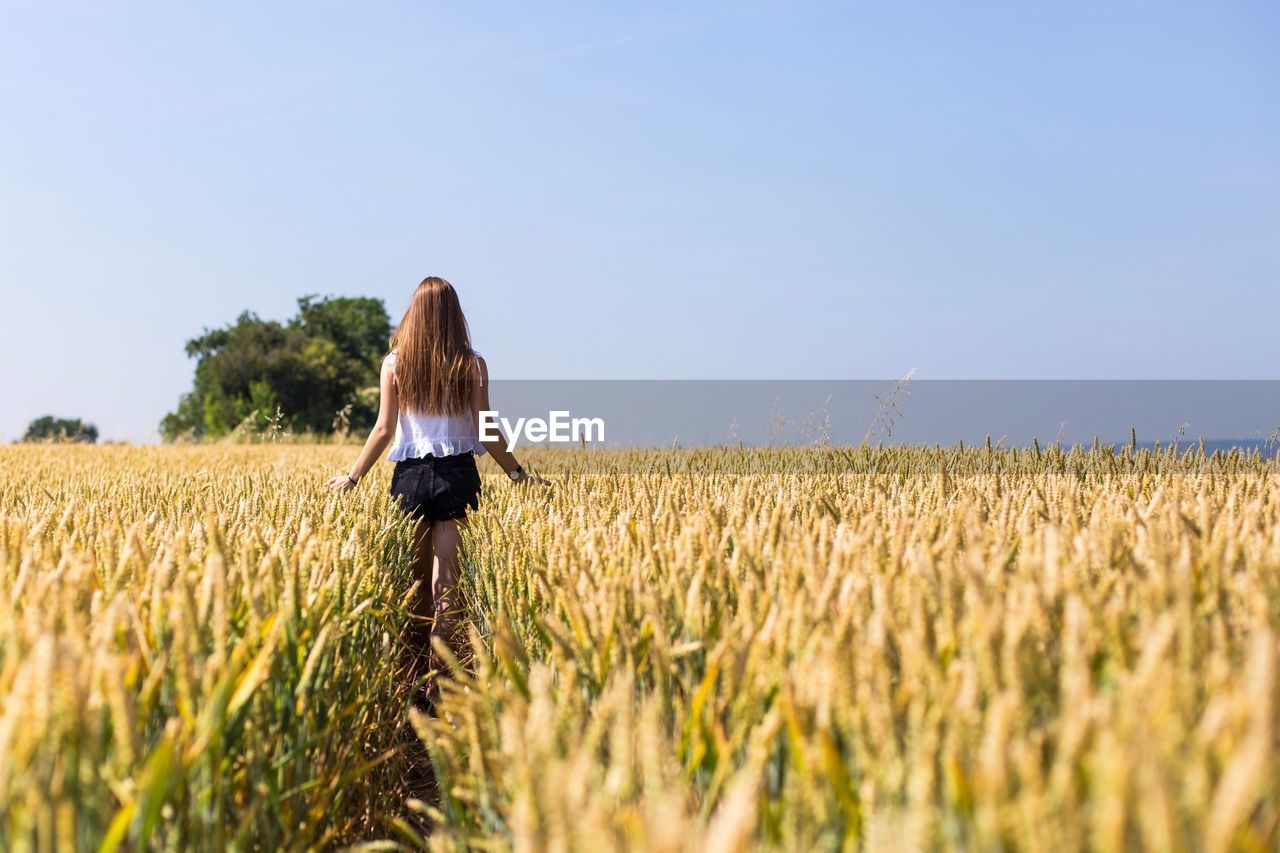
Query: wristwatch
[{"left": 508, "top": 465, "right": 524, "bottom": 482}]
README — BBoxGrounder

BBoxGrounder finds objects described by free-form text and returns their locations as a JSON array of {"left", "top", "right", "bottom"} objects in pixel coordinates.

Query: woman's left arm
[
  {"left": 328, "top": 355, "right": 398, "bottom": 491},
  {"left": 471, "top": 355, "right": 549, "bottom": 487}
]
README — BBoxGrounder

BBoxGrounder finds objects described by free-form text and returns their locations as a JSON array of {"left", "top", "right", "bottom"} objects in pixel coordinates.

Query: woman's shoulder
[{"left": 385, "top": 347, "right": 480, "bottom": 370}]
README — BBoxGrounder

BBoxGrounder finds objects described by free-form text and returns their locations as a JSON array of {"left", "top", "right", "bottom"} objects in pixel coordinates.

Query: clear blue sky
[{"left": 2, "top": 1, "right": 1277, "bottom": 442}]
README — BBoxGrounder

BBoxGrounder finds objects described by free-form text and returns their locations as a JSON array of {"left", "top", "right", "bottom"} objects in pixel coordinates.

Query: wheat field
[{"left": 2, "top": 443, "right": 1279, "bottom": 851}]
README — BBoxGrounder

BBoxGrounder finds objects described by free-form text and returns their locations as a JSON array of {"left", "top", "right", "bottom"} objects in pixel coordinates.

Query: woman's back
[{"left": 386, "top": 349, "right": 487, "bottom": 461}]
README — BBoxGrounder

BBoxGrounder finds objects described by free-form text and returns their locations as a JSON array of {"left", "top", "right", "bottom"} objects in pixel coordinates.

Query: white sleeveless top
[{"left": 385, "top": 350, "right": 487, "bottom": 461}]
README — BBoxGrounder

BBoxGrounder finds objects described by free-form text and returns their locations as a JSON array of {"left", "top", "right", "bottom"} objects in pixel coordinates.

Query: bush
[{"left": 22, "top": 415, "right": 98, "bottom": 443}]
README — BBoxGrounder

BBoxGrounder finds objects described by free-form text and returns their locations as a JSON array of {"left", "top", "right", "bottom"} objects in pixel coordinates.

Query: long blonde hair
[{"left": 389, "top": 277, "right": 475, "bottom": 416}]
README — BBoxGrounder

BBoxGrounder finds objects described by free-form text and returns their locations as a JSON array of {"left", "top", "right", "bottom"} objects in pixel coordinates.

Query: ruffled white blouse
[{"left": 385, "top": 350, "right": 487, "bottom": 461}]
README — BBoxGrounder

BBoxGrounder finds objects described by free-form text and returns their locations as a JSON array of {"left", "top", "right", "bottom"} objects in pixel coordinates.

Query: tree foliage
[
  {"left": 23, "top": 416, "right": 99, "bottom": 443},
  {"left": 160, "top": 295, "right": 390, "bottom": 441}
]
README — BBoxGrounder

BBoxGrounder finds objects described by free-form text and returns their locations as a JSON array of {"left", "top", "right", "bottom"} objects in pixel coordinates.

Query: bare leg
[
  {"left": 430, "top": 517, "right": 468, "bottom": 666},
  {"left": 403, "top": 518, "right": 434, "bottom": 683}
]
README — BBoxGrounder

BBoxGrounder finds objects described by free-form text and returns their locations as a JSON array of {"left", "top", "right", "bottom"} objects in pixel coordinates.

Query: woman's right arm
[{"left": 327, "top": 354, "right": 398, "bottom": 491}]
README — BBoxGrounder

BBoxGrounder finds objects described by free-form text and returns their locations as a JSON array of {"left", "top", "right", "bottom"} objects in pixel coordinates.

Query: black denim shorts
[{"left": 389, "top": 452, "right": 482, "bottom": 523}]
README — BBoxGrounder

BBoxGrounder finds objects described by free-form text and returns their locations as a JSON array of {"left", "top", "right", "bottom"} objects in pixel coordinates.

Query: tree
[
  {"left": 23, "top": 416, "right": 98, "bottom": 443},
  {"left": 160, "top": 295, "right": 390, "bottom": 441}
]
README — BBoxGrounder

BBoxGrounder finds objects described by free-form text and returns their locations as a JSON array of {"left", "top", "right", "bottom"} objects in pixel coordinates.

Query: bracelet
[{"left": 346, "top": 474, "right": 358, "bottom": 486}]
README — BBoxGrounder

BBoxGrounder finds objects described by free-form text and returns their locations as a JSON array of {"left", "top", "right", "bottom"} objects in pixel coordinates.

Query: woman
[{"left": 327, "top": 276, "right": 544, "bottom": 690}]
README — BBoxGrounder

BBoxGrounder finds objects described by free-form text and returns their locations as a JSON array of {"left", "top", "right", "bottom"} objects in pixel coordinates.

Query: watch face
[{"left": 508, "top": 469, "right": 521, "bottom": 481}]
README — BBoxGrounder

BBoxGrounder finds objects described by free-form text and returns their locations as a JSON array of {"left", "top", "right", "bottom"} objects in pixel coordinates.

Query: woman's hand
[
  {"left": 327, "top": 474, "right": 357, "bottom": 492},
  {"left": 518, "top": 472, "right": 551, "bottom": 488}
]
